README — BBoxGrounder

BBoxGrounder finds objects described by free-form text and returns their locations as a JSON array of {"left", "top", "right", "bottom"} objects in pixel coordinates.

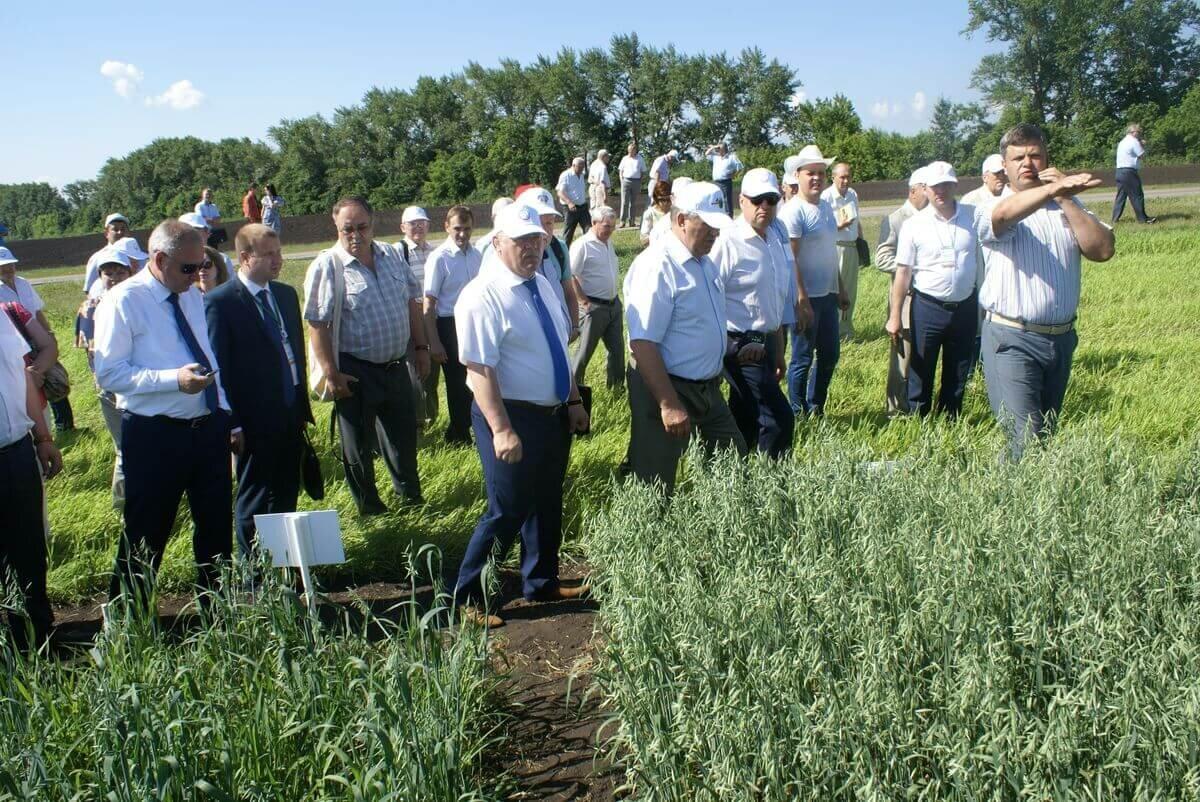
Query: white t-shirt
[
  {"left": 588, "top": 160, "right": 610, "bottom": 188},
  {"left": 779, "top": 197, "right": 840, "bottom": 298},
  {"left": 0, "top": 277, "right": 45, "bottom": 316},
  {"left": 0, "top": 310, "right": 33, "bottom": 448},
  {"left": 618, "top": 155, "right": 645, "bottom": 179}
]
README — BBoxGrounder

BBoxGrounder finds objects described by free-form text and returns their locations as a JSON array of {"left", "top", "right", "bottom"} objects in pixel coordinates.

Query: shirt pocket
[{"left": 343, "top": 272, "right": 370, "bottom": 312}]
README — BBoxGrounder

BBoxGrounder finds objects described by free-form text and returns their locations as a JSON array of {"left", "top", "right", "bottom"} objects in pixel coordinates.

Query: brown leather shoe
[
  {"left": 540, "top": 583, "right": 591, "bottom": 602},
  {"left": 460, "top": 606, "right": 504, "bottom": 628}
]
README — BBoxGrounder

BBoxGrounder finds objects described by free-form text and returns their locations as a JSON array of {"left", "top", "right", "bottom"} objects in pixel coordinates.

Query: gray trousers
[
  {"left": 620, "top": 178, "right": 640, "bottom": 225},
  {"left": 836, "top": 242, "right": 860, "bottom": 339},
  {"left": 981, "top": 320, "right": 1077, "bottom": 461},
  {"left": 627, "top": 366, "right": 746, "bottom": 494},
  {"left": 571, "top": 299, "right": 625, "bottom": 388},
  {"left": 99, "top": 391, "right": 125, "bottom": 509}
]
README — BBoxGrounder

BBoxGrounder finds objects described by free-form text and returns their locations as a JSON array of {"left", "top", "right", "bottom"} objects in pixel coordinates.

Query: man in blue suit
[{"left": 205, "top": 223, "right": 312, "bottom": 557}]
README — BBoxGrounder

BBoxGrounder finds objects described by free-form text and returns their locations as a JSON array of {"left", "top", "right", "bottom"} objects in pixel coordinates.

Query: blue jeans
[{"left": 787, "top": 293, "right": 841, "bottom": 415}]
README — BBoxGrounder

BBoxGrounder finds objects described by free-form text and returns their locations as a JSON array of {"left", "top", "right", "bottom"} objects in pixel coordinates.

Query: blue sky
[{"left": 4, "top": 1, "right": 1002, "bottom": 187}]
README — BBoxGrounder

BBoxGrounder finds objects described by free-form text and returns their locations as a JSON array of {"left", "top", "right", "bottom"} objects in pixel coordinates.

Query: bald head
[{"left": 832, "top": 162, "right": 852, "bottom": 194}]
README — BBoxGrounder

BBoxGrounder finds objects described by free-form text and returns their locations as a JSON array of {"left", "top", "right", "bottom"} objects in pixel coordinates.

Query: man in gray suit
[{"left": 875, "top": 167, "right": 928, "bottom": 416}]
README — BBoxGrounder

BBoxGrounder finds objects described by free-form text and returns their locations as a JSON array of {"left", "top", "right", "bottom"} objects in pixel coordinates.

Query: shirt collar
[
  {"left": 443, "top": 239, "right": 470, "bottom": 257},
  {"left": 137, "top": 266, "right": 174, "bottom": 303},
  {"left": 333, "top": 240, "right": 384, "bottom": 268},
  {"left": 734, "top": 216, "right": 769, "bottom": 243},
  {"left": 404, "top": 237, "right": 429, "bottom": 252},
  {"left": 664, "top": 230, "right": 702, "bottom": 268},
  {"left": 237, "top": 270, "right": 269, "bottom": 295},
  {"left": 480, "top": 250, "right": 533, "bottom": 288}
]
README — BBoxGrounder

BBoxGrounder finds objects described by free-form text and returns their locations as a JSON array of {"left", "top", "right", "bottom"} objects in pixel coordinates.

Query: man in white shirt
[
  {"left": 569, "top": 206, "right": 623, "bottom": 391},
  {"left": 647, "top": 149, "right": 679, "bottom": 202},
  {"left": 424, "top": 205, "right": 482, "bottom": 445},
  {"left": 452, "top": 203, "right": 590, "bottom": 627},
  {"left": 710, "top": 169, "right": 794, "bottom": 457},
  {"left": 588, "top": 150, "right": 611, "bottom": 211},
  {"left": 94, "top": 220, "right": 236, "bottom": 611},
  {"left": 781, "top": 155, "right": 800, "bottom": 202},
  {"left": 194, "top": 187, "right": 226, "bottom": 248},
  {"left": 820, "top": 162, "right": 862, "bottom": 341},
  {"left": 886, "top": 162, "right": 980, "bottom": 417},
  {"left": 979, "top": 123, "right": 1115, "bottom": 459},
  {"left": 556, "top": 157, "right": 591, "bottom": 246},
  {"left": 514, "top": 187, "right": 580, "bottom": 338},
  {"left": 617, "top": 143, "right": 646, "bottom": 227},
  {"left": 705, "top": 142, "right": 744, "bottom": 217},
  {"left": 83, "top": 213, "right": 131, "bottom": 295},
  {"left": 961, "top": 154, "right": 1007, "bottom": 208},
  {"left": 781, "top": 145, "right": 848, "bottom": 416},
  {"left": 0, "top": 309, "right": 62, "bottom": 649},
  {"left": 397, "top": 205, "right": 438, "bottom": 428},
  {"left": 1113, "top": 124, "right": 1155, "bottom": 224},
  {"left": 624, "top": 181, "right": 747, "bottom": 492}
]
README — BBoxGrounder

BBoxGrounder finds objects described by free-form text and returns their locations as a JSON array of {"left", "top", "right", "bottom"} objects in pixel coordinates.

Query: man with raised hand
[
  {"left": 556, "top": 157, "right": 591, "bottom": 246},
  {"left": 617, "top": 143, "right": 646, "bottom": 227},
  {"left": 705, "top": 142, "right": 744, "bottom": 218},
  {"left": 886, "top": 162, "right": 980, "bottom": 418},
  {"left": 625, "top": 181, "right": 747, "bottom": 493},
  {"left": 94, "top": 220, "right": 235, "bottom": 611},
  {"left": 821, "top": 162, "right": 862, "bottom": 341},
  {"left": 452, "top": 203, "right": 590, "bottom": 627},
  {"left": 979, "top": 123, "right": 1115, "bottom": 459},
  {"left": 781, "top": 145, "right": 848, "bottom": 417},
  {"left": 83, "top": 213, "right": 132, "bottom": 295},
  {"left": 303, "top": 196, "right": 430, "bottom": 515},
  {"left": 961, "top": 154, "right": 1007, "bottom": 208},
  {"left": 875, "top": 167, "right": 929, "bottom": 416},
  {"left": 647, "top": 149, "right": 679, "bottom": 203},
  {"left": 1112, "top": 124, "right": 1155, "bottom": 224},
  {"left": 568, "top": 205, "right": 624, "bottom": 392},
  {"left": 711, "top": 168, "right": 794, "bottom": 457}
]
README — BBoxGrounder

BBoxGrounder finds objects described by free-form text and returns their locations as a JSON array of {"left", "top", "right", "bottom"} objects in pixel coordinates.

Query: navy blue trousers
[
  {"left": 786, "top": 293, "right": 841, "bottom": 415},
  {"left": 0, "top": 435, "right": 52, "bottom": 649},
  {"left": 725, "top": 335, "right": 794, "bottom": 458},
  {"left": 111, "top": 412, "right": 232, "bottom": 605},
  {"left": 454, "top": 401, "right": 571, "bottom": 605},
  {"left": 907, "top": 292, "right": 977, "bottom": 417},
  {"left": 234, "top": 404, "right": 304, "bottom": 559}
]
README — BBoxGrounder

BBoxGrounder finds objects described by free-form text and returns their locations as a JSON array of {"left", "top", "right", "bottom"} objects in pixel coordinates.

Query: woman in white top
[{"left": 639, "top": 179, "right": 673, "bottom": 247}]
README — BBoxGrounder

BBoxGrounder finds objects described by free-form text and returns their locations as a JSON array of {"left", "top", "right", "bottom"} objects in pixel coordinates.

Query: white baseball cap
[
  {"left": 982, "top": 154, "right": 1005, "bottom": 175},
  {"left": 491, "top": 197, "right": 513, "bottom": 216},
  {"left": 495, "top": 203, "right": 548, "bottom": 239},
  {"left": 516, "top": 186, "right": 562, "bottom": 219},
  {"left": 740, "top": 168, "right": 780, "bottom": 198},
  {"left": 104, "top": 213, "right": 129, "bottom": 228},
  {"left": 675, "top": 181, "right": 733, "bottom": 230},
  {"left": 793, "top": 144, "right": 834, "bottom": 169},
  {"left": 0, "top": 247, "right": 17, "bottom": 266},
  {"left": 112, "top": 236, "right": 149, "bottom": 261},
  {"left": 178, "top": 212, "right": 210, "bottom": 230},
  {"left": 924, "top": 161, "right": 958, "bottom": 186},
  {"left": 667, "top": 149, "right": 680, "bottom": 160},
  {"left": 94, "top": 247, "right": 132, "bottom": 270},
  {"left": 670, "top": 176, "right": 694, "bottom": 194},
  {"left": 908, "top": 167, "right": 928, "bottom": 187},
  {"left": 782, "top": 155, "right": 801, "bottom": 185},
  {"left": 401, "top": 206, "right": 430, "bottom": 224}
]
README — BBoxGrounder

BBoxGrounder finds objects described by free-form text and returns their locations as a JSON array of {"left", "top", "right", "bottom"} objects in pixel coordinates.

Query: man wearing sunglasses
[
  {"left": 94, "top": 220, "right": 235, "bottom": 614},
  {"left": 710, "top": 169, "right": 794, "bottom": 457}
]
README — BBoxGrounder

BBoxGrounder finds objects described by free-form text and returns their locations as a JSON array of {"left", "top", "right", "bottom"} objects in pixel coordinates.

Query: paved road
[{"left": 29, "top": 184, "right": 1198, "bottom": 288}]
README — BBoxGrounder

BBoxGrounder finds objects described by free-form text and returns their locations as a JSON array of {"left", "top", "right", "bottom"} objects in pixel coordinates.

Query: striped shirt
[
  {"left": 978, "top": 188, "right": 1104, "bottom": 326},
  {"left": 303, "top": 241, "right": 420, "bottom": 363}
]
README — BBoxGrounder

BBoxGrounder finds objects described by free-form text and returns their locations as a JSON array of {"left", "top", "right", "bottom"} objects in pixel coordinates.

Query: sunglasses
[
  {"left": 747, "top": 194, "right": 780, "bottom": 207},
  {"left": 179, "top": 259, "right": 213, "bottom": 275}
]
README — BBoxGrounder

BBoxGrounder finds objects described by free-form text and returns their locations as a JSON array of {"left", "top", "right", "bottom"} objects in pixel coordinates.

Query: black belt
[
  {"left": 0, "top": 433, "right": 31, "bottom": 454},
  {"left": 340, "top": 352, "right": 407, "bottom": 370},
  {"left": 504, "top": 399, "right": 565, "bottom": 415},
  {"left": 586, "top": 296, "right": 618, "bottom": 306},
  {"left": 913, "top": 290, "right": 974, "bottom": 311},
  {"left": 668, "top": 374, "right": 718, "bottom": 386},
  {"left": 150, "top": 414, "right": 212, "bottom": 429}
]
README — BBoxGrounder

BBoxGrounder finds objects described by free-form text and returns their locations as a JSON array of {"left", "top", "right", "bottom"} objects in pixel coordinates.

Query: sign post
[{"left": 254, "top": 510, "right": 345, "bottom": 614}]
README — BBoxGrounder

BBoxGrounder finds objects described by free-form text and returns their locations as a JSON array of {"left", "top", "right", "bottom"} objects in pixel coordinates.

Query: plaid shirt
[{"left": 304, "top": 241, "right": 420, "bottom": 363}]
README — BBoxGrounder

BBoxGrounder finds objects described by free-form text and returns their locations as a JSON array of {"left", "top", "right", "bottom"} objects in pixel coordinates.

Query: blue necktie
[
  {"left": 523, "top": 278, "right": 570, "bottom": 403},
  {"left": 257, "top": 289, "right": 296, "bottom": 407},
  {"left": 167, "top": 293, "right": 218, "bottom": 414}
]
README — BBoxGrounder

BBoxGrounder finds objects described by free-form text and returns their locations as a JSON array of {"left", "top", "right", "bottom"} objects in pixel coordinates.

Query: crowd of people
[{"left": 0, "top": 121, "right": 1122, "bottom": 641}]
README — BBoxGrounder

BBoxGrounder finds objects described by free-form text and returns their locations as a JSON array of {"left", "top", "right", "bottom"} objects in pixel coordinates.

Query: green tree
[{"left": 0, "top": 183, "right": 69, "bottom": 240}]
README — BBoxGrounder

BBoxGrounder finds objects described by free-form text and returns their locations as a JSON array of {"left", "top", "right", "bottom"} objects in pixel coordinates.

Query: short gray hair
[
  {"left": 593, "top": 205, "right": 617, "bottom": 223},
  {"left": 148, "top": 220, "right": 203, "bottom": 259},
  {"left": 597, "top": 149, "right": 610, "bottom": 159}
]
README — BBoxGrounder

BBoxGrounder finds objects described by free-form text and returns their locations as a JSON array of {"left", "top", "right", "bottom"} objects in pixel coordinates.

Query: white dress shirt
[
  {"left": 709, "top": 152, "right": 743, "bottom": 181},
  {"left": 618, "top": 154, "right": 645, "bottom": 179},
  {"left": 0, "top": 277, "right": 45, "bottom": 316},
  {"left": 624, "top": 232, "right": 726, "bottom": 381},
  {"left": 588, "top": 160, "right": 610, "bottom": 188},
  {"left": 425, "top": 241, "right": 482, "bottom": 317},
  {"left": 1116, "top": 134, "right": 1145, "bottom": 170},
  {"left": 454, "top": 259, "right": 569, "bottom": 406},
  {"left": 556, "top": 169, "right": 588, "bottom": 206},
  {"left": 650, "top": 155, "right": 671, "bottom": 183},
  {"left": 0, "top": 312, "right": 33, "bottom": 448},
  {"left": 195, "top": 201, "right": 221, "bottom": 223},
  {"left": 711, "top": 218, "right": 786, "bottom": 333},
  {"left": 978, "top": 187, "right": 1108, "bottom": 325},
  {"left": 895, "top": 203, "right": 981, "bottom": 302},
  {"left": 94, "top": 267, "right": 230, "bottom": 418},
  {"left": 779, "top": 197, "right": 840, "bottom": 298},
  {"left": 568, "top": 231, "right": 619, "bottom": 301},
  {"left": 237, "top": 271, "right": 299, "bottom": 385},
  {"left": 821, "top": 186, "right": 860, "bottom": 242}
]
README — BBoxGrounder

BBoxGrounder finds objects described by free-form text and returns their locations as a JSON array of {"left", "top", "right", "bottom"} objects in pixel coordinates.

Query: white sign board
[{"left": 255, "top": 510, "right": 344, "bottom": 567}]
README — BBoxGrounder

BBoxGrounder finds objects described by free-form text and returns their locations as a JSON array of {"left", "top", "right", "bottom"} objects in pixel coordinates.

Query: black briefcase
[
  {"left": 855, "top": 236, "right": 872, "bottom": 267},
  {"left": 300, "top": 430, "right": 325, "bottom": 500}
]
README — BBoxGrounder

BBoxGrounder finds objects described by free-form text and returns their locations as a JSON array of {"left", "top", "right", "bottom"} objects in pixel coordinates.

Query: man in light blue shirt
[
  {"left": 556, "top": 158, "right": 590, "bottom": 246},
  {"left": 705, "top": 142, "right": 744, "bottom": 218},
  {"left": 1112, "top": 124, "right": 1154, "bottom": 224}
]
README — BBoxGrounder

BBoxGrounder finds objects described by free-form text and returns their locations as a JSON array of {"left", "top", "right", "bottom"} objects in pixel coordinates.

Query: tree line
[{"left": 3, "top": 5, "right": 1198, "bottom": 241}]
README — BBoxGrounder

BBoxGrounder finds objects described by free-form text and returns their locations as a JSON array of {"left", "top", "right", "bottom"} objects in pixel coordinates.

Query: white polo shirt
[
  {"left": 779, "top": 197, "right": 840, "bottom": 298},
  {"left": 0, "top": 311, "right": 33, "bottom": 448},
  {"left": 0, "top": 277, "right": 45, "bottom": 316},
  {"left": 711, "top": 218, "right": 785, "bottom": 333},
  {"left": 618, "top": 154, "right": 645, "bottom": 180},
  {"left": 454, "top": 258, "right": 570, "bottom": 406},
  {"left": 588, "top": 159, "right": 610, "bottom": 188},
  {"left": 556, "top": 169, "right": 588, "bottom": 206},
  {"left": 568, "top": 231, "right": 619, "bottom": 302},
  {"left": 821, "top": 185, "right": 860, "bottom": 242},
  {"left": 1116, "top": 134, "right": 1144, "bottom": 170},
  {"left": 424, "top": 241, "right": 482, "bottom": 317},
  {"left": 895, "top": 202, "right": 981, "bottom": 303},
  {"left": 624, "top": 232, "right": 726, "bottom": 381}
]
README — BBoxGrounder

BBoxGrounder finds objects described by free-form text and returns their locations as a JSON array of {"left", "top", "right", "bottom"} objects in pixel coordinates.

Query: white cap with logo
[
  {"left": 94, "top": 246, "right": 133, "bottom": 269},
  {"left": 0, "top": 247, "right": 18, "bottom": 266},
  {"left": 923, "top": 161, "right": 958, "bottom": 186},
  {"left": 516, "top": 186, "right": 562, "bottom": 219},
  {"left": 104, "top": 213, "right": 129, "bottom": 228},
  {"left": 401, "top": 206, "right": 430, "bottom": 224},
  {"left": 982, "top": 154, "right": 1005, "bottom": 175},
  {"left": 495, "top": 204, "right": 547, "bottom": 239},
  {"left": 740, "top": 168, "right": 780, "bottom": 198},
  {"left": 674, "top": 181, "right": 733, "bottom": 230}
]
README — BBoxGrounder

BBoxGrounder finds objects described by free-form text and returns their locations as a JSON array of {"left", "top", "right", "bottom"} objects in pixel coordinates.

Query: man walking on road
[{"left": 1112, "top": 124, "right": 1155, "bottom": 224}]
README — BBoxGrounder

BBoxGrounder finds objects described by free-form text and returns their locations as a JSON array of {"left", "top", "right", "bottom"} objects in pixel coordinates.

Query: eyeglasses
[
  {"left": 339, "top": 223, "right": 371, "bottom": 235},
  {"left": 178, "top": 259, "right": 212, "bottom": 275},
  {"left": 747, "top": 194, "right": 780, "bottom": 207}
]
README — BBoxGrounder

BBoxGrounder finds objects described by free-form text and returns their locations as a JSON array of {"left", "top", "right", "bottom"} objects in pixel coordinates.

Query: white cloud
[
  {"left": 789, "top": 90, "right": 807, "bottom": 108},
  {"left": 911, "top": 91, "right": 927, "bottom": 115},
  {"left": 871, "top": 100, "right": 891, "bottom": 119},
  {"left": 100, "top": 60, "right": 143, "bottom": 98},
  {"left": 145, "top": 80, "right": 205, "bottom": 111}
]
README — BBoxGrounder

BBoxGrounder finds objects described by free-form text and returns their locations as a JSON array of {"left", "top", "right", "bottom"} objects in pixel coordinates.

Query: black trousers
[
  {"left": 0, "top": 435, "right": 52, "bottom": 649},
  {"left": 562, "top": 205, "right": 591, "bottom": 247},
  {"left": 908, "top": 292, "right": 977, "bottom": 417},
  {"left": 49, "top": 397, "right": 74, "bottom": 430},
  {"left": 111, "top": 412, "right": 233, "bottom": 605},
  {"left": 724, "top": 335, "right": 794, "bottom": 458},
  {"left": 436, "top": 317, "right": 473, "bottom": 444},
  {"left": 715, "top": 178, "right": 734, "bottom": 218},
  {"left": 234, "top": 402, "right": 304, "bottom": 558},
  {"left": 336, "top": 353, "right": 421, "bottom": 510},
  {"left": 1112, "top": 168, "right": 1149, "bottom": 223}
]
